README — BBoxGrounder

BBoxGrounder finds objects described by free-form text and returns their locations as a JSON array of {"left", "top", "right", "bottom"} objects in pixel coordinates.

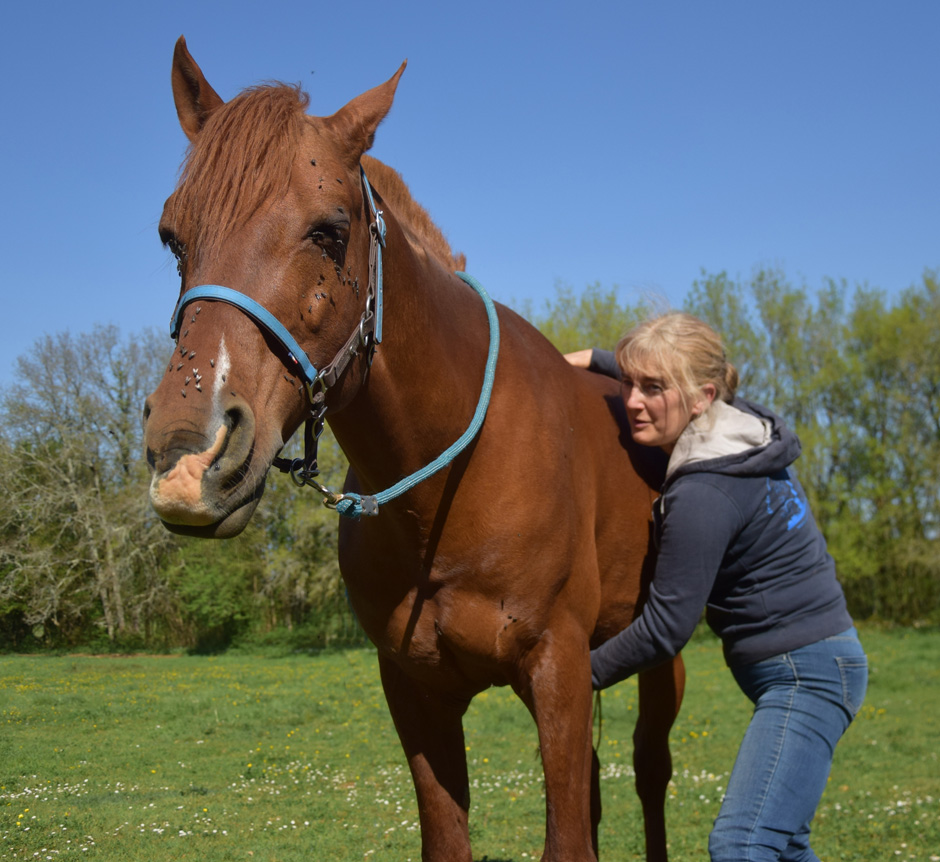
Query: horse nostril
[
  {"left": 213, "top": 395, "right": 256, "bottom": 488},
  {"left": 225, "top": 402, "right": 246, "bottom": 434}
]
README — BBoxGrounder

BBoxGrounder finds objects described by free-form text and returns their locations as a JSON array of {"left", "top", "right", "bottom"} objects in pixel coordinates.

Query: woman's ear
[{"left": 691, "top": 384, "right": 718, "bottom": 417}]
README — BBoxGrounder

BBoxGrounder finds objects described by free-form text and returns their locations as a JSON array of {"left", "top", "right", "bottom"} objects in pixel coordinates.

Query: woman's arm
[
  {"left": 564, "top": 348, "right": 620, "bottom": 379},
  {"left": 590, "top": 479, "right": 743, "bottom": 688}
]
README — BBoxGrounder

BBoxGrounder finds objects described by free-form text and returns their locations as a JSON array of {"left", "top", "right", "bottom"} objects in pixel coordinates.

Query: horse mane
[
  {"left": 168, "top": 84, "right": 465, "bottom": 272},
  {"left": 361, "top": 155, "right": 466, "bottom": 272}
]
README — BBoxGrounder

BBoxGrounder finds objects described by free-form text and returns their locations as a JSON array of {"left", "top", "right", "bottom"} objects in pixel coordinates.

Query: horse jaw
[{"left": 158, "top": 496, "right": 263, "bottom": 539}]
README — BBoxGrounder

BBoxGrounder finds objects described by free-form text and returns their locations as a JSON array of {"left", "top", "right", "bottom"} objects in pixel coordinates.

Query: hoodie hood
[{"left": 665, "top": 398, "right": 802, "bottom": 484}]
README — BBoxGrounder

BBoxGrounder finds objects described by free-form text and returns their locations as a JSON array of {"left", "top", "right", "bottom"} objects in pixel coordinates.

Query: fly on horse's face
[{"left": 143, "top": 37, "right": 405, "bottom": 537}]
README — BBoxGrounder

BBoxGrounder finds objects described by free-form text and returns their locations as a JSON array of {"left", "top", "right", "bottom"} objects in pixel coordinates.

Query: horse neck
[{"left": 327, "top": 221, "right": 489, "bottom": 492}]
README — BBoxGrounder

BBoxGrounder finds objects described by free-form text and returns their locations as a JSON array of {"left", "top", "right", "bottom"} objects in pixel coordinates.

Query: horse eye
[
  {"left": 307, "top": 222, "right": 348, "bottom": 266},
  {"left": 161, "top": 233, "right": 188, "bottom": 277},
  {"left": 308, "top": 223, "right": 344, "bottom": 245}
]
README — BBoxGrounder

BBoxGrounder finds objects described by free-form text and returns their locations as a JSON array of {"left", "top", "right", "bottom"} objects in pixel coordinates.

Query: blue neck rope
[{"left": 334, "top": 271, "right": 499, "bottom": 519}]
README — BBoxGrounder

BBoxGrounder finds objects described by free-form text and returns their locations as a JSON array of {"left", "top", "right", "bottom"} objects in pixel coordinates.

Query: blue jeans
[{"left": 708, "top": 628, "right": 868, "bottom": 862}]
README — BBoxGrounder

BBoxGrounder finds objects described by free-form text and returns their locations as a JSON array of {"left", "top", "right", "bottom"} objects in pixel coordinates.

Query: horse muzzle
[{"left": 143, "top": 392, "right": 267, "bottom": 538}]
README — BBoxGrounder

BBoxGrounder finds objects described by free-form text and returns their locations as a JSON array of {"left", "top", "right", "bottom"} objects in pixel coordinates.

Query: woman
[{"left": 567, "top": 312, "right": 867, "bottom": 862}]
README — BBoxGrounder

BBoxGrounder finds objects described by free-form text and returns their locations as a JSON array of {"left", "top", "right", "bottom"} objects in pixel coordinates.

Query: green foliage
[
  {"left": 685, "top": 270, "right": 767, "bottom": 396},
  {"left": 245, "top": 429, "right": 367, "bottom": 650},
  {"left": 0, "top": 269, "right": 938, "bottom": 650},
  {"left": 524, "top": 280, "right": 646, "bottom": 354},
  {"left": 170, "top": 533, "right": 262, "bottom": 653},
  {"left": 1, "top": 626, "right": 936, "bottom": 859},
  {"left": 0, "top": 327, "right": 362, "bottom": 653},
  {"left": 0, "top": 327, "right": 176, "bottom": 648}
]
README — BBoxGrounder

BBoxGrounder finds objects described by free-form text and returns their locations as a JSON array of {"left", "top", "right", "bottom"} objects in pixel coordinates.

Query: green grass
[{"left": 1, "top": 626, "right": 937, "bottom": 860}]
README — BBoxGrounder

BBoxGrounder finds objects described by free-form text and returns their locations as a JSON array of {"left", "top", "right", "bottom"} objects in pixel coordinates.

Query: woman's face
[{"left": 621, "top": 373, "right": 714, "bottom": 453}]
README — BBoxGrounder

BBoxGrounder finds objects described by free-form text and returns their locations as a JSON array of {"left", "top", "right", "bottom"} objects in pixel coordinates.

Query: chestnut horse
[{"left": 143, "top": 37, "right": 684, "bottom": 861}]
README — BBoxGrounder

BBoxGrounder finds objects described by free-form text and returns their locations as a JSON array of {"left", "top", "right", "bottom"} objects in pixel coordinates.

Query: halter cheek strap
[{"left": 362, "top": 165, "right": 386, "bottom": 345}]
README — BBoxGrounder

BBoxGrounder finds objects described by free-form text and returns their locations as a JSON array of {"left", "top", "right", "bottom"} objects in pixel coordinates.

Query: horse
[{"left": 143, "top": 36, "right": 685, "bottom": 862}]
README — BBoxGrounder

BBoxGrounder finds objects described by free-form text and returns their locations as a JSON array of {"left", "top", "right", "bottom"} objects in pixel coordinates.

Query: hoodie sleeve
[
  {"left": 590, "top": 476, "right": 745, "bottom": 688},
  {"left": 587, "top": 349, "right": 621, "bottom": 379}
]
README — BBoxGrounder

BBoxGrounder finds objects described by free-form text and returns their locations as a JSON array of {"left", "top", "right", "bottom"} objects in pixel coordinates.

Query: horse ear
[
  {"left": 323, "top": 61, "right": 407, "bottom": 164},
  {"left": 171, "top": 36, "right": 225, "bottom": 141}
]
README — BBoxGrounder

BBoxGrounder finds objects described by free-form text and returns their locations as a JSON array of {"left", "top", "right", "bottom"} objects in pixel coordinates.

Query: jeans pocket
[{"left": 835, "top": 655, "right": 868, "bottom": 717}]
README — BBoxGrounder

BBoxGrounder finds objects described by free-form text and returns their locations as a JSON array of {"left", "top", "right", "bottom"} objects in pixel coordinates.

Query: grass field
[{"left": 1, "top": 626, "right": 937, "bottom": 861}]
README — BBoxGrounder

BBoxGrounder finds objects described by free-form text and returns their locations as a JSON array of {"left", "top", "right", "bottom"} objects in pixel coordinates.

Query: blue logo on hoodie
[{"left": 766, "top": 473, "right": 808, "bottom": 531}]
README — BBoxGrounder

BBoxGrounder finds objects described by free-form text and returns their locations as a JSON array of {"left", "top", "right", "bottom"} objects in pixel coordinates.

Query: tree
[
  {"left": 525, "top": 281, "right": 645, "bottom": 355},
  {"left": 686, "top": 269, "right": 940, "bottom": 623},
  {"left": 0, "top": 323, "right": 367, "bottom": 651},
  {"left": 3, "top": 268, "right": 938, "bottom": 650},
  {"left": 0, "top": 325, "right": 175, "bottom": 645},
  {"left": 684, "top": 270, "right": 769, "bottom": 400},
  {"left": 253, "top": 428, "right": 361, "bottom": 646},
  {"left": 834, "top": 273, "right": 940, "bottom": 619}
]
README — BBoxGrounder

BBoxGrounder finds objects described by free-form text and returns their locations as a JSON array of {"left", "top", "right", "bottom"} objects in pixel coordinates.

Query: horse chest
[{"left": 351, "top": 579, "right": 524, "bottom": 689}]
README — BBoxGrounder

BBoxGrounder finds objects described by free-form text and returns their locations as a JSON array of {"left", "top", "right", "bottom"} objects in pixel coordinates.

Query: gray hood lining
[{"left": 666, "top": 399, "right": 772, "bottom": 480}]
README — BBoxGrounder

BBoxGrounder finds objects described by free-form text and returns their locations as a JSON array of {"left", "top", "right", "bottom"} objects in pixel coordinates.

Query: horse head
[{"left": 143, "top": 37, "right": 405, "bottom": 537}]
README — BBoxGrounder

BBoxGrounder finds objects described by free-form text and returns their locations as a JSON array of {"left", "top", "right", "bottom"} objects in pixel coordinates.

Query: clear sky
[{"left": 2, "top": 1, "right": 937, "bottom": 386}]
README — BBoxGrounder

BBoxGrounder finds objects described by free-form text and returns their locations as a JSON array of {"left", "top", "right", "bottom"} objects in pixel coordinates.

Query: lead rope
[{"left": 331, "top": 271, "right": 500, "bottom": 519}]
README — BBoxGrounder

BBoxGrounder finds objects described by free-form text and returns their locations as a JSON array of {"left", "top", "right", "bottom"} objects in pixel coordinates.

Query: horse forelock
[{"left": 168, "top": 83, "right": 310, "bottom": 263}]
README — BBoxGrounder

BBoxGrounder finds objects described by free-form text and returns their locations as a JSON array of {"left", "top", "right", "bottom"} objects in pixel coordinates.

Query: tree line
[{"left": 1, "top": 268, "right": 937, "bottom": 651}]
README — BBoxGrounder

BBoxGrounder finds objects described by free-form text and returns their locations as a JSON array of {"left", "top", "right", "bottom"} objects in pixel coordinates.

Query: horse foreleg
[
  {"left": 634, "top": 654, "right": 686, "bottom": 862},
  {"left": 377, "top": 654, "right": 473, "bottom": 862},
  {"left": 517, "top": 626, "right": 598, "bottom": 862}
]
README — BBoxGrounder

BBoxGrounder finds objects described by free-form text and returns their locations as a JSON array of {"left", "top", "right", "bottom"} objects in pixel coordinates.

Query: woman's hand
[{"left": 564, "top": 349, "right": 593, "bottom": 368}]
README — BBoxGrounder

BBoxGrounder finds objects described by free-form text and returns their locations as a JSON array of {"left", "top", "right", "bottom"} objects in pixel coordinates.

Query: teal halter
[{"left": 167, "top": 167, "right": 499, "bottom": 519}]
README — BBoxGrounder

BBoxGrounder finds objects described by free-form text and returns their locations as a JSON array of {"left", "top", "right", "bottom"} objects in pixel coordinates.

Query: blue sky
[{"left": 2, "top": 1, "right": 937, "bottom": 386}]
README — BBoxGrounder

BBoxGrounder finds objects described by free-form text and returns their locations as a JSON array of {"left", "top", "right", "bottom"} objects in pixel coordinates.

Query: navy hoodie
[{"left": 587, "top": 349, "right": 853, "bottom": 689}]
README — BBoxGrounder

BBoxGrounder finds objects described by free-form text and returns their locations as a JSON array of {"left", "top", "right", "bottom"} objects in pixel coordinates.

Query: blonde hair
[{"left": 615, "top": 312, "right": 739, "bottom": 410}]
